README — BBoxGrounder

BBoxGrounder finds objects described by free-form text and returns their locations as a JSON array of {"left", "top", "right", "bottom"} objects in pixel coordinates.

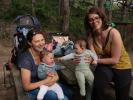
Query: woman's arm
[
  {"left": 58, "top": 53, "right": 74, "bottom": 61},
  {"left": 21, "top": 68, "right": 59, "bottom": 91},
  {"left": 46, "top": 71, "right": 59, "bottom": 86},
  {"left": 98, "top": 28, "right": 122, "bottom": 64}
]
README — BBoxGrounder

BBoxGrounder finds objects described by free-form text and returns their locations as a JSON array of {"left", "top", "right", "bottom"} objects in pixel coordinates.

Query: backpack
[{"left": 11, "top": 15, "right": 41, "bottom": 66}]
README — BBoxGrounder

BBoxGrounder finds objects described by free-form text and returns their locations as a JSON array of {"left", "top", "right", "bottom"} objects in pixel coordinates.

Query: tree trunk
[
  {"left": 108, "top": 0, "right": 112, "bottom": 23},
  {"left": 94, "top": 0, "right": 96, "bottom": 6},
  {"left": 59, "top": 0, "right": 64, "bottom": 16},
  {"left": 61, "top": 0, "right": 70, "bottom": 34},
  {"left": 32, "top": 0, "right": 36, "bottom": 16},
  {"left": 104, "top": 0, "right": 112, "bottom": 23},
  {"left": 122, "top": 0, "right": 129, "bottom": 22},
  {"left": 97, "top": 0, "right": 105, "bottom": 9},
  {"left": 43, "top": 0, "right": 46, "bottom": 4}
]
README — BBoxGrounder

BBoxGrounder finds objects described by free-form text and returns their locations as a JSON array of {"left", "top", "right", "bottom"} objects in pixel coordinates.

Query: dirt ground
[{"left": 0, "top": 39, "right": 17, "bottom": 100}]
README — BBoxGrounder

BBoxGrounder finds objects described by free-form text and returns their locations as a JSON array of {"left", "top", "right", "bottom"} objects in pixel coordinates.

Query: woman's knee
[
  {"left": 44, "top": 90, "right": 58, "bottom": 100},
  {"left": 58, "top": 82, "right": 73, "bottom": 99}
]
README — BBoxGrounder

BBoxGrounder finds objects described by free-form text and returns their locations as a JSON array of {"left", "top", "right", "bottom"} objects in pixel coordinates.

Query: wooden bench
[
  {"left": 11, "top": 66, "right": 30, "bottom": 100},
  {"left": 56, "top": 60, "right": 77, "bottom": 85}
]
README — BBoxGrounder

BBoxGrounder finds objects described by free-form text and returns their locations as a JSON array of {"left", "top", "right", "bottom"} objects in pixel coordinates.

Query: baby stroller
[
  {"left": 44, "top": 32, "right": 74, "bottom": 57},
  {"left": 5, "top": 15, "right": 41, "bottom": 68},
  {"left": 3, "top": 15, "right": 41, "bottom": 87},
  {"left": 11, "top": 15, "right": 41, "bottom": 66}
]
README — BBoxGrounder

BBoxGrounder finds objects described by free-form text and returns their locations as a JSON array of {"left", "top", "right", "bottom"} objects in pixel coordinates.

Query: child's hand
[
  {"left": 60, "top": 66, "right": 66, "bottom": 70},
  {"left": 73, "top": 55, "right": 80, "bottom": 64},
  {"left": 47, "top": 72, "right": 55, "bottom": 77},
  {"left": 57, "top": 57, "right": 63, "bottom": 61}
]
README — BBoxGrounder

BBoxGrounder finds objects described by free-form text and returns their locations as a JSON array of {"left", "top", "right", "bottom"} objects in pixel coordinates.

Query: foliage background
[
  {"left": 0, "top": 0, "right": 133, "bottom": 39},
  {"left": 0, "top": 0, "right": 133, "bottom": 50}
]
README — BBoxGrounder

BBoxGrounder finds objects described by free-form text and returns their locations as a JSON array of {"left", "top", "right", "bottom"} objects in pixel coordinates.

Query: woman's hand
[
  {"left": 44, "top": 76, "right": 56, "bottom": 86},
  {"left": 84, "top": 56, "right": 93, "bottom": 64},
  {"left": 44, "top": 72, "right": 59, "bottom": 86},
  {"left": 47, "top": 72, "right": 55, "bottom": 77},
  {"left": 73, "top": 55, "right": 80, "bottom": 64}
]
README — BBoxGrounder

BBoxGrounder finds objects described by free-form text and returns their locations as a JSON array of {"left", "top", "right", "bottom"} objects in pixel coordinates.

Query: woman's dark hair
[
  {"left": 84, "top": 7, "right": 109, "bottom": 36},
  {"left": 26, "top": 29, "right": 44, "bottom": 49}
]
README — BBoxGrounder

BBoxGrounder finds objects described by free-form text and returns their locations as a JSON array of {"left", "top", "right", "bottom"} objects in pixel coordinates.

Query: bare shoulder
[
  {"left": 109, "top": 27, "right": 121, "bottom": 38},
  {"left": 108, "top": 27, "right": 122, "bottom": 44}
]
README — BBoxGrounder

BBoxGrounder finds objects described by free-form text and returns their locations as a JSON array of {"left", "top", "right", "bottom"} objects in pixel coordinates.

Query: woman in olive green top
[{"left": 84, "top": 7, "right": 132, "bottom": 100}]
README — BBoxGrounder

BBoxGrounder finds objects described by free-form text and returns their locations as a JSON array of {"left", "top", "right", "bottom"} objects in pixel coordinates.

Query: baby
[
  {"left": 37, "top": 50, "right": 64, "bottom": 100},
  {"left": 58, "top": 39, "right": 97, "bottom": 99}
]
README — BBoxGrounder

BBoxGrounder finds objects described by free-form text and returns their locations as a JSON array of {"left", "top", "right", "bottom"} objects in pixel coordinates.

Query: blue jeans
[
  {"left": 27, "top": 89, "right": 57, "bottom": 100},
  {"left": 27, "top": 83, "right": 71, "bottom": 100},
  {"left": 58, "top": 82, "right": 73, "bottom": 99}
]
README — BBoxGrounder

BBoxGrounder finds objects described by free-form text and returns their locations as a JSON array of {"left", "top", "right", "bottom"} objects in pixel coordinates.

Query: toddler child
[
  {"left": 37, "top": 50, "right": 64, "bottom": 100},
  {"left": 58, "top": 39, "right": 97, "bottom": 99}
]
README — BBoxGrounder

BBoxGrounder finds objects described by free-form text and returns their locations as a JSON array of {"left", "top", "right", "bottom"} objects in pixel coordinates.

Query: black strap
[
  {"left": 92, "top": 33, "right": 99, "bottom": 48},
  {"left": 102, "top": 28, "right": 113, "bottom": 50},
  {"left": 92, "top": 28, "right": 113, "bottom": 50}
]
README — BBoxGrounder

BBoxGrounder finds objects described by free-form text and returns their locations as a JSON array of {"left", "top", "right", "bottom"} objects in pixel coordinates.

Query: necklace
[
  {"left": 94, "top": 32, "right": 106, "bottom": 49},
  {"left": 99, "top": 35, "right": 105, "bottom": 44},
  {"left": 29, "top": 48, "right": 40, "bottom": 65}
]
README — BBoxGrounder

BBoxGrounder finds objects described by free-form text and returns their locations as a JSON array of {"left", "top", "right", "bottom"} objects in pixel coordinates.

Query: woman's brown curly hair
[{"left": 84, "top": 7, "right": 109, "bottom": 36}]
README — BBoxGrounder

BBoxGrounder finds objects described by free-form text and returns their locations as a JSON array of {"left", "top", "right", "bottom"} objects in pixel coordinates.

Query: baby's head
[
  {"left": 41, "top": 50, "right": 54, "bottom": 65},
  {"left": 74, "top": 39, "right": 87, "bottom": 54}
]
